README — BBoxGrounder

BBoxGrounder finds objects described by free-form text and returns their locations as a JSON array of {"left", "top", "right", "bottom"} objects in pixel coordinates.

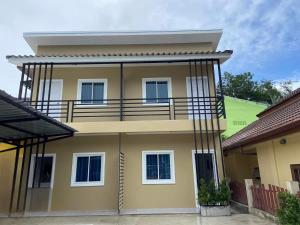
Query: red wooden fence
[
  {"left": 230, "top": 181, "right": 248, "bottom": 205},
  {"left": 251, "top": 184, "right": 287, "bottom": 215}
]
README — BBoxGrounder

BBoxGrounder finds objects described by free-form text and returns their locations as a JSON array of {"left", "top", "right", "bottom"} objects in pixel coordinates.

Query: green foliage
[
  {"left": 198, "top": 179, "right": 231, "bottom": 206},
  {"left": 220, "top": 72, "right": 293, "bottom": 104},
  {"left": 277, "top": 192, "right": 300, "bottom": 225}
]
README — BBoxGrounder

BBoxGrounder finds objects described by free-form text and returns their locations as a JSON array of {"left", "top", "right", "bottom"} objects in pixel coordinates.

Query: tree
[{"left": 219, "top": 72, "right": 291, "bottom": 104}]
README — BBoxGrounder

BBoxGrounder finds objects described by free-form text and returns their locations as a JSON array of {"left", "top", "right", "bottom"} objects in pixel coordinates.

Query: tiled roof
[
  {"left": 223, "top": 88, "right": 300, "bottom": 151},
  {"left": 6, "top": 50, "right": 233, "bottom": 59}
]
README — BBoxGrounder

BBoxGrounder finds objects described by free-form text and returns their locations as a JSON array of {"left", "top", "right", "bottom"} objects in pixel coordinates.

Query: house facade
[
  {"left": 2, "top": 30, "right": 232, "bottom": 216},
  {"left": 223, "top": 88, "right": 300, "bottom": 188}
]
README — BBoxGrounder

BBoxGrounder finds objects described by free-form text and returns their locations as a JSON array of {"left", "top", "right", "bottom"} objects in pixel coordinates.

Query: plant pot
[{"left": 200, "top": 205, "right": 231, "bottom": 217}]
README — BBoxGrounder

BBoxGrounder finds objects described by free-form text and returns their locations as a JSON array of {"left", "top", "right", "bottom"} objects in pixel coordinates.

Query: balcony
[{"left": 26, "top": 96, "right": 226, "bottom": 134}]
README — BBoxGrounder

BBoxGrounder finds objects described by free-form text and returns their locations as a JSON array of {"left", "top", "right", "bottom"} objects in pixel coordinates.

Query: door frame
[
  {"left": 185, "top": 76, "right": 209, "bottom": 120},
  {"left": 191, "top": 149, "right": 218, "bottom": 207},
  {"left": 28, "top": 153, "right": 56, "bottom": 189}
]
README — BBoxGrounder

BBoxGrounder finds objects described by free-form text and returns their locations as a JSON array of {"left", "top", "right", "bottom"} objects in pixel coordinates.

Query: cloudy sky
[{"left": 0, "top": 0, "right": 299, "bottom": 96}]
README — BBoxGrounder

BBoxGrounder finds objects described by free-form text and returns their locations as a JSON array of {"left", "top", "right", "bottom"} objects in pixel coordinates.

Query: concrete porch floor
[{"left": 0, "top": 214, "right": 275, "bottom": 225}]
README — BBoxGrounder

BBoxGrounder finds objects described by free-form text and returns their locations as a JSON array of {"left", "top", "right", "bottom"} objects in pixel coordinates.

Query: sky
[{"left": 0, "top": 0, "right": 299, "bottom": 96}]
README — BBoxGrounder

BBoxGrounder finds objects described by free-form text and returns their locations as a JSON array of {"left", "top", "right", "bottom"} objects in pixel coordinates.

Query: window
[
  {"left": 142, "top": 78, "right": 172, "bottom": 104},
  {"left": 71, "top": 153, "right": 105, "bottom": 187},
  {"left": 142, "top": 150, "right": 175, "bottom": 184},
  {"left": 77, "top": 79, "right": 107, "bottom": 105}
]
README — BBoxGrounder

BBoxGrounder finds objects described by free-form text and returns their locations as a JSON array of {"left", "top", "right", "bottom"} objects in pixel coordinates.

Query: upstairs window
[
  {"left": 71, "top": 152, "right": 105, "bottom": 187},
  {"left": 142, "top": 78, "right": 172, "bottom": 104},
  {"left": 142, "top": 150, "right": 175, "bottom": 184},
  {"left": 78, "top": 79, "right": 107, "bottom": 105}
]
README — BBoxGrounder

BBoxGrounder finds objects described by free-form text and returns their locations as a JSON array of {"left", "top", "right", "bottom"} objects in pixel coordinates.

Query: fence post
[
  {"left": 286, "top": 181, "right": 300, "bottom": 194},
  {"left": 245, "top": 179, "right": 254, "bottom": 212}
]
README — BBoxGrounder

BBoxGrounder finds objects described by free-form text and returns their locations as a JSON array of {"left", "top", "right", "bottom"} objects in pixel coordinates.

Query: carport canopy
[{"left": 0, "top": 90, "right": 75, "bottom": 142}]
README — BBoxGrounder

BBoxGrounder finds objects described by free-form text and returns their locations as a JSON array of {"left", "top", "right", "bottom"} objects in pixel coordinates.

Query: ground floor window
[
  {"left": 142, "top": 150, "right": 175, "bottom": 184},
  {"left": 291, "top": 164, "right": 300, "bottom": 183},
  {"left": 71, "top": 152, "right": 105, "bottom": 187}
]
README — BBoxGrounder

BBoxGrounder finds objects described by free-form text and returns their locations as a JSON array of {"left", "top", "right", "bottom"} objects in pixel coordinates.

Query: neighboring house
[
  {"left": 1, "top": 30, "right": 232, "bottom": 216},
  {"left": 223, "top": 88, "right": 300, "bottom": 187},
  {"left": 223, "top": 96, "right": 268, "bottom": 138}
]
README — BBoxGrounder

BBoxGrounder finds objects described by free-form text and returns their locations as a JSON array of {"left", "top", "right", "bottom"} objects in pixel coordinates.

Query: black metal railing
[{"left": 26, "top": 96, "right": 225, "bottom": 122}]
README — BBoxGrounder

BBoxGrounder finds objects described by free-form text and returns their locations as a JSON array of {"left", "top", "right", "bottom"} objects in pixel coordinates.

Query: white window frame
[
  {"left": 77, "top": 79, "right": 108, "bottom": 107},
  {"left": 191, "top": 149, "right": 218, "bottom": 207},
  {"left": 142, "top": 78, "right": 172, "bottom": 105},
  {"left": 71, "top": 152, "right": 105, "bottom": 187},
  {"left": 28, "top": 153, "right": 56, "bottom": 188},
  {"left": 142, "top": 150, "right": 175, "bottom": 185}
]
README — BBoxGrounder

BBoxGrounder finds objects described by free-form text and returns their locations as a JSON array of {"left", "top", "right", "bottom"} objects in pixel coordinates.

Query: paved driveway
[{"left": 0, "top": 214, "right": 275, "bottom": 225}]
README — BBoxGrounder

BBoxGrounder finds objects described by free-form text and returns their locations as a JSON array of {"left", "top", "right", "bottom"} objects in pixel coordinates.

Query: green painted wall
[{"left": 223, "top": 96, "right": 268, "bottom": 138}]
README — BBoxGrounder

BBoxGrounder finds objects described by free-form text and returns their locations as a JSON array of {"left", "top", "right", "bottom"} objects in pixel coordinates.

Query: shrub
[
  {"left": 198, "top": 178, "right": 231, "bottom": 206},
  {"left": 277, "top": 192, "right": 300, "bottom": 225}
]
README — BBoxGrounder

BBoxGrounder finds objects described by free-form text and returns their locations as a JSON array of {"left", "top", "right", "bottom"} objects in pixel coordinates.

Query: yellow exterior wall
[
  {"left": 24, "top": 133, "right": 224, "bottom": 212},
  {"left": 45, "top": 136, "right": 119, "bottom": 211},
  {"left": 225, "top": 131, "right": 300, "bottom": 188},
  {"left": 37, "top": 43, "right": 213, "bottom": 55},
  {"left": 256, "top": 131, "right": 300, "bottom": 187},
  {"left": 224, "top": 149, "right": 258, "bottom": 183},
  {"left": 122, "top": 133, "right": 223, "bottom": 209}
]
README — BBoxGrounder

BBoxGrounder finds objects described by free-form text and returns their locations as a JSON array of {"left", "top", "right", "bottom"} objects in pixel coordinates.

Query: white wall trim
[
  {"left": 191, "top": 149, "right": 217, "bottom": 208},
  {"left": 71, "top": 152, "right": 105, "bottom": 187},
  {"left": 142, "top": 77, "right": 172, "bottom": 105},
  {"left": 141, "top": 150, "right": 175, "bottom": 185},
  {"left": 77, "top": 79, "right": 108, "bottom": 107},
  {"left": 120, "top": 207, "right": 199, "bottom": 215}
]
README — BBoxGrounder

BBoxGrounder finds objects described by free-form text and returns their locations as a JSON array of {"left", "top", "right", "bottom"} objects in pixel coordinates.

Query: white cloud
[{"left": 0, "top": 0, "right": 299, "bottom": 96}]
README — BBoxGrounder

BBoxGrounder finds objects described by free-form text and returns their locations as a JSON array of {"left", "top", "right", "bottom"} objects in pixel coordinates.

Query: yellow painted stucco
[{"left": 224, "top": 131, "right": 300, "bottom": 188}]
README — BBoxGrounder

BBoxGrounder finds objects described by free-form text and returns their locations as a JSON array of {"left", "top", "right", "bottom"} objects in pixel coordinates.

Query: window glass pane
[
  {"left": 81, "top": 83, "right": 93, "bottom": 104},
  {"left": 146, "top": 154, "right": 158, "bottom": 179},
  {"left": 157, "top": 81, "right": 168, "bottom": 103},
  {"left": 76, "top": 156, "right": 89, "bottom": 182},
  {"left": 145, "top": 81, "right": 157, "bottom": 103},
  {"left": 89, "top": 156, "right": 101, "bottom": 181},
  {"left": 93, "top": 83, "right": 104, "bottom": 104},
  {"left": 159, "top": 154, "right": 171, "bottom": 179}
]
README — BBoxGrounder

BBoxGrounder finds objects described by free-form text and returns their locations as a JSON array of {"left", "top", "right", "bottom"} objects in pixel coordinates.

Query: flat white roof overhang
[{"left": 23, "top": 30, "right": 223, "bottom": 53}]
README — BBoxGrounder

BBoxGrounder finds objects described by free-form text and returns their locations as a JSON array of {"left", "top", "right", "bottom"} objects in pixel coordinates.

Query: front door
[
  {"left": 291, "top": 164, "right": 300, "bottom": 183},
  {"left": 27, "top": 154, "right": 55, "bottom": 212},
  {"left": 38, "top": 80, "right": 63, "bottom": 120},
  {"left": 192, "top": 150, "right": 217, "bottom": 206},
  {"left": 186, "top": 77, "right": 210, "bottom": 119}
]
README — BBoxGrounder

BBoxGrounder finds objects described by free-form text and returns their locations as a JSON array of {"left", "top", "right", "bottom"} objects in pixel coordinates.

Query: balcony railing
[{"left": 27, "top": 96, "right": 225, "bottom": 123}]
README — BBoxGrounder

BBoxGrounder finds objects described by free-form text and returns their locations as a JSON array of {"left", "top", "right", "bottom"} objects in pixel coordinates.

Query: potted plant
[{"left": 198, "top": 179, "right": 231, "bottom": 216}]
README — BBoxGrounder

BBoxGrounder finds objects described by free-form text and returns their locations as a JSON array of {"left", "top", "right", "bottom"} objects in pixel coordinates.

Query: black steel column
[
  {"left": 46, "top": 64, "right": 53, "bottom": 115},
  {"left": 24, "top": 64, "right": 31, "bottom": 101},
  {"left": 35, "top": 64, "right": 42, "bottom": 108},
  {"left": 16, "top": 139, "right": 27, "bottom": 211},
  {"left": 18, "top": 64, "right": 26, "bottom": 100},
  {"left": 205, "top": 59, "right": 219, "bottom": 183},
  {"left": 32, "top": 138, "right": 40, "bottom": 188},
  {"left": 41, "top": 64, "right": 48, "bottom": 112},
  {"left": 23, "top": 138, "right": 34, "bottom": 212},
  {"left": 30, "top": 63, "right": 37, "bottom": 104},
  {"left": 120, "top": 63, "right": 124, "bottom": 121},
  {"left": 9, "top": 143, "right": 21, "bottom": 215},
  {"left": 188, "top": 61, "right": 200, "bottom": 186},
  {"left": 38, "top": 138, "right": 47, "bottom": 188},
  {"left": 212, "top": 59, "right": 226, "bottom": 178}
]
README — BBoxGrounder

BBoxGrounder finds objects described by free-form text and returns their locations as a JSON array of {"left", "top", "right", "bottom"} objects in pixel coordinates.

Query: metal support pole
[
  {"left": 38, "top": 138, "right": 47, "bottom": 188},
  {"left": 32, "top": 138, "right": 40, "bottom": 188},
  {"left": 24, "top": 64, "right": 31, "bottom": 101},
  {"left": 23, "top": 138, "right": 34, "bottom": 212},
  {"left": 46, "top": 63, "right": 53, "bottom": 115},
  {"left": 16, "top": 139, "right": 27, "bottom": 211},
  {"left": 18, "top": 64, "right": 26, "bottom": 100},
  {"left": 30, "top": 63, "right": 37, "bottom": 104},
  {"left": 35, "top": 64, "right": 42, "bottom": 108},
  {"left": 41, "top": 64, "right": 48, "bottom": 112},
  {"left": 9, "top": 143, "right": 20, "bottom": 215},
  {"left": 120, "top": 63, "right": 124, "bottom": 121}
]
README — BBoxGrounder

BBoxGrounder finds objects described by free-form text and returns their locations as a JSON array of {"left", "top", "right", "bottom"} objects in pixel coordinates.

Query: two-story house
[{"left": 3, "top": 30, "right": 232, "bottom": 216}]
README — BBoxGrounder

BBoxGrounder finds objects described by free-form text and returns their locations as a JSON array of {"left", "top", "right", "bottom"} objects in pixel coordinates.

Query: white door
[
  {"left": 38, "top": 80, "right": 63, "bottom": 120},
  {"left": 186, "top": 77, "right": 210, "bottom": 119}
]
